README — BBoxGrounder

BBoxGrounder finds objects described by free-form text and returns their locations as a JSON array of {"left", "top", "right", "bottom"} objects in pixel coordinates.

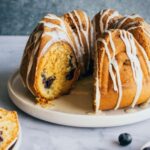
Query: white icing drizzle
[
  {"left": 95, "top": 40, "right": 101, "bottom": 112},
  {"left": 106, "top": 31, "right": 123, "bottom": 110},
  {"left": 69, "top": 28, "right": 84, "bottom": 67},
  {"left": 97, "top": 31, "right": 123, "bottom": 110},
  {"left": 136, "top": 40, "right": 150, "bottom": 73},
  {"left": 99, "top": 9, "right": 120, "bottom": 33},
  {"left": 115, "top": 14, "right": 141, "bottom": 28},
  {"left": 26, "top": 32, "right": 42, "bottom": 94},
  {"left": 39, "top": 21, "right": 62, "bottom": 30},
  {"left": 74, "top": 11, "right": 90, "bottom": 51},
  {"left": 61, "top": 14, "right": 84, "bottom": 69},
  {"left": 99, "top": 10, "right": 104, "bottom": 33},
  {"left": 41, "top": 30, "right": 73, "bottom": 56},
  {"left": 99, "top": 10, "right": 109, "bottom": 33},
  {"left": 122, "top": 21, "right": 139, "bottom": 30},
  {"left": 67, "top": 12, "right": 86, "bottom": 71},
  {"left": 126, "top": 25, "right": 150, "bottom": 73},
  {"left": 66, "top": 10, "right": 91, "bottom": 73},
  {"left": 127, "top": 25, "right": 141, "bottom": 31},
  {"left": 68, "top": 12, "right": 84, "bottom": 52},
  {"left": 124, "top": 21, "right": 150, "bottom": 74},
  {"left": 43, "top": 14, "right": 58, "bottom": 19},
  {"left": 95, "top": 73, "right": 101, "bottom": 112},
  {"left": 129, "top": 34, "right": 143, "bottom": 107},
  {"left": 43, "top": 14, "right": 63, "bottom": 21},
  {"left": 120, "top": 30, "right": 143, "bottom": 107},
  {"left": 40, "top": 14, "right": 81, "bottom": 59},
  {"left": 97, "top": 39, "right": 118, "bottom": 91},
  {"left": 73, "top": 10, "right": 91, "bottom": 69},
  {"left": 105, "top": 11, "right": 119, "bottom": 30},
  {"left": 114, "top": 14, "right": 150, "bottom": 49},
  {"left": 106, "top": 31, "right": 119, "bottom": 92}
]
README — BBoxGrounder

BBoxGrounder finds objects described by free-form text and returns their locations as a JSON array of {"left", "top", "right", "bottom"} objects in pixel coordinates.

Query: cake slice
[
  {"left": 93, "top": 29, "right": 150, "bottom": 111},
  {"left": 0, "top": 108, "right": 20, "bottom": 150},
  {"left": 93, "top": 9, "right": 150, "bottom": 111},
  {"left": 20, "top": 10, "right": 92, "bottom": 103}
]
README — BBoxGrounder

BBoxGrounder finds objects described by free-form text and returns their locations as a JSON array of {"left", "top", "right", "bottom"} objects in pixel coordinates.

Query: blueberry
[
  {"left": 41, "top": 75, "right": 56, "bottom": 89},
  {"left": 66, "top": 69, "right": 75, "bottom": 80},
  {"left": 143, "top": 148, "right": 150, "bottom": 150},
  {"left": 45, "top": 76, "right": 56, "bottom": 89},
  {"left": 0, "top": 136, "right": 3, "bottom": 142},
  {"left": 66, "top": 55, "right": 76, "bottom": 80},
  {"left": 118, "top": 133, "right": 132, "bottom": 146}
]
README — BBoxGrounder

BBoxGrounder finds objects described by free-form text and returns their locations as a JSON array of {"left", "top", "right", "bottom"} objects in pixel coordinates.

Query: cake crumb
[{"left": 36, "top": 97, "right": 55, "bottom": 109}]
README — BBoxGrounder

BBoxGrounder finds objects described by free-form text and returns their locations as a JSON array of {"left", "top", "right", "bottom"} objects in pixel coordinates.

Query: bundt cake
[
  {"left": 93, "top": 9, "right": 150, "bottom": 111},
  {"left": 20, "top": 8, "right": 150, "bottom": 112},
  {"left": 20, "top": 10, "right": 92, "bottom": 103},
  {"left": 0, "top": 108, "right": 20, "bottom": 150}
]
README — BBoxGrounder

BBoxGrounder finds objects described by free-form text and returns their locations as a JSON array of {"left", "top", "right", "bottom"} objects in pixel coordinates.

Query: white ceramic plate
[{"left": 8, "top": 71, "right": 150, "bottom": 127}]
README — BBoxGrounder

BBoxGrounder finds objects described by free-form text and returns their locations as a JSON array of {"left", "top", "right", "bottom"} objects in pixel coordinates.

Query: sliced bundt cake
[{"left": 20, "top": 10, "right": 92, "bottom": 103}]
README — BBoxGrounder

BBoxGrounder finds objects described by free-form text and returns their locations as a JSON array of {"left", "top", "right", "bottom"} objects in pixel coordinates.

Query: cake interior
[{"left": 35, "top": 41, "right": 78, "bottom": 100}]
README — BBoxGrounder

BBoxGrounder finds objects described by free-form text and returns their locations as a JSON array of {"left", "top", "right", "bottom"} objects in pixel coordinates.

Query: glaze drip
[{"left": 120, "top": 30, "right": 143, "bottom": 108}]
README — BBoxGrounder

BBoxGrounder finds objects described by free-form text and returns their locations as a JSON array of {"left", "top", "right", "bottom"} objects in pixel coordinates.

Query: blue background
[{"left": 1, "top": 0, "right": 150, "bottom": 35}]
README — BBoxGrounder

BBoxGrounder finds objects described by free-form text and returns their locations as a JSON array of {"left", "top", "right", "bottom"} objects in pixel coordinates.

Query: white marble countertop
[{"left": 0, "top": 36, "right": 150, "bottom": 150}]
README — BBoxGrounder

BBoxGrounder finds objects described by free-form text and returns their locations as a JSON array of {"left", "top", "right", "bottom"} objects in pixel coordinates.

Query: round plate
[{"left": 8, "top": 71, "right": 150, "bottom": 127}]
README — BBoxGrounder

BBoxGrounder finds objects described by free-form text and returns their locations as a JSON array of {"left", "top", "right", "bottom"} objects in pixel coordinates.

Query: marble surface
[
  {"left": 1, "top": 0, "right": 150, "bottom": 35},
  {"left": 1, "top": 36, "right": 150, "bottom": 150}
]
